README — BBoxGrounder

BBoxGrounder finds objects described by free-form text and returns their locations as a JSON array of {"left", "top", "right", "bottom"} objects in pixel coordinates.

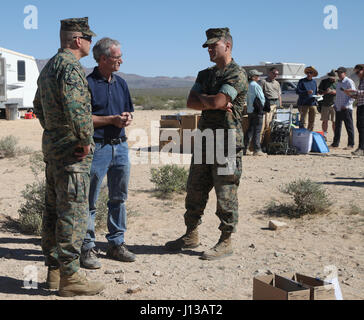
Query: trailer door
[{"left": 0, "top": 57, "right": 6, "bottom": 102}]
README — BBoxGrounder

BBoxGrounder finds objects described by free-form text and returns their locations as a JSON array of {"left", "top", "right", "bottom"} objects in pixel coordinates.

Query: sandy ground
[{"left": 0, "top": 109, "right": 363, "bottom": 300}]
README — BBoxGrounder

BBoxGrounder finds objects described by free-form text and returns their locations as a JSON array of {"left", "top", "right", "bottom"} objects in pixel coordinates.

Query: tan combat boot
[
  {"left": 46, "top": 266, "right": 60, "bottom": 290},
  {"left": 165, "top": 226, "right": 199, "bottom": 251},
  {"left": 201, "top": 232, "right": 233, "bottom": 261},
  {"left": 58, "top": 271, "right": 105, "bottom": 297}
]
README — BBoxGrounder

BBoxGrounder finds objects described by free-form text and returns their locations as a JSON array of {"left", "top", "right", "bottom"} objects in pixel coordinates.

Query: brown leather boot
[
  {"left": 58, "top": 271, "right": 105, "bottom": 297},
  {"left": 201, "top": 232, "right": 233, "bottom": 260},
  {"left": 46, "top": 266, "right": 60, "bottom": 290},
  {"left": 165, "top": 226, "right": 199, "bottom": 251}
]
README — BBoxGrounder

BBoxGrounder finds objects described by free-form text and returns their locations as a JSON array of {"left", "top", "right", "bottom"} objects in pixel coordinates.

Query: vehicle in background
[
  {"left": 242, "top": 62, "right": 306, "bottom": 108},
  {"left": 0, "top": 47, "right": 39, "bottom": 118}
]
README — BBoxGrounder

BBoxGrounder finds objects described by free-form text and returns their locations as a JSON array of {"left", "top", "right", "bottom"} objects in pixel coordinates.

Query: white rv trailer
[{"left": 0, "top": 47, "right": 39, "bottom": 117}]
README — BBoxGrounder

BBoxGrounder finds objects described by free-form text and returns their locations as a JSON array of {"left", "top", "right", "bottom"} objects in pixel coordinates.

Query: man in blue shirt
[
  {"left": 296, "top": 66, "right": 318, "bottom": 131},
  {"left": 81, "top": 38, "right": 135, "bottom": 269},
  {"left": 244, "top": 69, "right": 265, "bottom": 156}
]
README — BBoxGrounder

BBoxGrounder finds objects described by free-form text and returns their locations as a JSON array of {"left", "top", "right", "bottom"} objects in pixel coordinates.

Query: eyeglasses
[
  {"left": 109, "top": 55, "right": 122, "bottom": 60},
  {"left": 306, "top": 71, "right": 314, "bottom": 74},
  {"left": 73, "top": 35, "right": 92, "bottom": 42}
]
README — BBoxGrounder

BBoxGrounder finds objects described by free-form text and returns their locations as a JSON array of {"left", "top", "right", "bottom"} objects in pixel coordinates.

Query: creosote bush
[
  {"left": 265, "top": 179, "right": 332, "bottom": 218},
  {"left": 18, "top": 152, "right": 45, "bottom": 235},
  {"left": 150, "top": 165, "right": 189, "bottom": 195},
  {"left": 0, "top": 135, "right": 33, "bottom": 158}
]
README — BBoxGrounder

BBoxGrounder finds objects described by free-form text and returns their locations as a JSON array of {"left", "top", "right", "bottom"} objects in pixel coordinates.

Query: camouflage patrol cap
[
  {"left": 60, "top": 17, "right": 97, "bottom": 37},
  {"left": 202, "top": 28, "right": 231, "bottom": 48}
]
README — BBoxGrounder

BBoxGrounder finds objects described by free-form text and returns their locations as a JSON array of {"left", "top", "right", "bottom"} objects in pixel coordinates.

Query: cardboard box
[
  {"left": 159, "top": 128, "right": 182, "bottom": 151},
  {"left": 181, "top": 115, "right": 199, "bottom": 130},
  {"left": 160, "top": 119, "right": 181, "bottom": 128},
  {"left": 284, "top": 273, "right": 336, "bottom": 300},
  {"left": 253, "top": 274, "right": 310, "bottom": 300}
]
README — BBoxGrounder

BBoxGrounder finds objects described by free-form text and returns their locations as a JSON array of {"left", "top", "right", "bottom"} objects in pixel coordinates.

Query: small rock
[
  {"left": 135, "top": 270, "right": 141, "bottom": 273},
  {"left": 127, "top": 285, "right": 142, "bottom": 294},
  {"left": 274, "top": 252, "right": 282, "bottom": 257},
  {"left": 115, "top": 276, "right": 127, "bottom": 284},
  {"left": 218, "top": 266, "right": 225, "bottom": 271},
  {"left": 201, "top": 287, "right": 209, "bottom": 292},
  {"left": 152, "top": 233, "right": 159, "bottom": 236},
  {"left": 349, "top": 247, "right": 356, "bottom": 251},
  {"left": 330, "top": 173, "right": 336, "bottom": 176},
  {"left": 105, "top": 270, "right": 115, "bottom": 275},
  {"left": 153, "top": 271, "right": 162, "bottom": 277},
  {"left": 149, "top": 279, "right": 157, "bottom": 285},
  {"left": 269, "top": 220, "right": 288, "bottom": 231},
  {"left": 249, "top": 244, "right": 255, "bottom": 249},
  {"left": 254, "top": 269, "right": 273, "bottom": 276},
  {"left": 114, "top": 269, "right": 124, "bottom": 274},
  {"left": 342, "top": 234, "right": 350, "bottom": 240}
]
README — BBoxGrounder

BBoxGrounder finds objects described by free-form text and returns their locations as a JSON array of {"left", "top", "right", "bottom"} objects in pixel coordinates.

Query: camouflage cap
[
  {"left": 202, "top": 28, "right": 231, "bottom": 48},
  {"left": 60, "top": 17, "right": 97, "bottom": 37}
]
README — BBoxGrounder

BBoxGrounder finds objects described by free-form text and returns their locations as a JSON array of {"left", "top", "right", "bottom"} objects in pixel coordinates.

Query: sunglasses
[
  {"left": 306, "top": 71, "right": 314, "bottom": 74},
  {"left": 73, "top": 35, "right": 92, "bottom": 42}
]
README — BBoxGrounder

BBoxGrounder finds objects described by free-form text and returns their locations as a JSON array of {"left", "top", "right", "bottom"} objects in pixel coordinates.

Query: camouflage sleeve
[
  {"left": 219, "top": 66, "right": 248, "bottom": 101},
  {"left": 61, "top": 68, "right": 93, "bottom": 146},
  {"left": 33, "top": 88, "right": 45, "bottom": 128}
]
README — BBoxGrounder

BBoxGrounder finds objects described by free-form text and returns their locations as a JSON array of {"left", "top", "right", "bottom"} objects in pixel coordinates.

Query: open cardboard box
[
  {"left": 253, "top": 274, "right": 311, "bottom": 300},
  {"left": 283, "top": 273, "right": 336, "bottom": 300}
]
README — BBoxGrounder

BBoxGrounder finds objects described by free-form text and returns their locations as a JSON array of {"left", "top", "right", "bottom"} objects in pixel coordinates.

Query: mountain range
[{"left": 36, "top": 59, "right": 195, "bottom": 89}]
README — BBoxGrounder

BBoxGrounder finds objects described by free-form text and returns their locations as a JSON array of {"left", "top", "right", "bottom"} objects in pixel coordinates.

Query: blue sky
[{"left": 1, "top": 0, "right": 362, "bottom": 77}]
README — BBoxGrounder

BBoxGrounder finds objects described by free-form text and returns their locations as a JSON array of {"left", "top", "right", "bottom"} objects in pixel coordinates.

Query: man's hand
[
  {"left": 343, "top": 89, "right": 356, "bottom": 97},
  {"left": 217, "top": 102, "right": 233, "bottom": 113},
  {"left": 75, "top": 144, "right": 91, "bottom": 161},
  {"left": 307, "top": 90, "right": 313, "bottom": 95},
  {"left": 121, "top": 112, "right": 133, "bottom": 127},
  {"left": 111, "top": 115, "right": 127, "bottom": 128}
]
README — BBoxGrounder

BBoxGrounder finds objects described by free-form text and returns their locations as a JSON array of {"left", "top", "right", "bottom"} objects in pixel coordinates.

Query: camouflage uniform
[
  {"left": 33, "top": 18, "right": 96, "bottom": 276},
  {"left": 185, "top": 30, "right": 248, "bottom": 233}
]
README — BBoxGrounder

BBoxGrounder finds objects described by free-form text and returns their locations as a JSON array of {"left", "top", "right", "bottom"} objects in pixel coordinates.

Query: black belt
[{"left": 94, "top": 137, "right": 127, "bottom": 145}]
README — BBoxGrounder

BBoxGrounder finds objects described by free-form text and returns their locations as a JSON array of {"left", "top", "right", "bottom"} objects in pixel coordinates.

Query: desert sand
[{"left": 0, "top": 109, "right": 363, "bottom": 300}]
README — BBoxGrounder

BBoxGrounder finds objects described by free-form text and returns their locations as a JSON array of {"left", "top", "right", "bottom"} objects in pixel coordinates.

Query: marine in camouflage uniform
[
  {"left": 33, "top": 18, "right": 104, "bottom": 296},
  {"left": 166, "top": 28, "right": 248, "bottom": 260}
]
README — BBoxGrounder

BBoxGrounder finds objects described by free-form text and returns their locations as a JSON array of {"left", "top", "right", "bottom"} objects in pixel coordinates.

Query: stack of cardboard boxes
[{"left": 159, "top": 113, "right": 201, "bottom": 152}]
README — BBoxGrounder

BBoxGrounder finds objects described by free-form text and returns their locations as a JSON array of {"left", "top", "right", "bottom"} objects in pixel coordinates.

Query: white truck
[
  {"left": 242, "top": 62, "right": 306, "bottom": 107},
  {"left": 0, "top": 47, "right": 39, "bottom": 118}
]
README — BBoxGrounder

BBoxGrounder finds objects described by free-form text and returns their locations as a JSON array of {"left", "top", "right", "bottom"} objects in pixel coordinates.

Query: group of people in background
[{"left": 245, "top": 64, "right": 364, "bottom": 156}]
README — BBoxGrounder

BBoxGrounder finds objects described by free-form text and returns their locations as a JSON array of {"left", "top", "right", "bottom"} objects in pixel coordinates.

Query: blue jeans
[{"left": 82, "top": 142, "right": 130, "bottom": 251}]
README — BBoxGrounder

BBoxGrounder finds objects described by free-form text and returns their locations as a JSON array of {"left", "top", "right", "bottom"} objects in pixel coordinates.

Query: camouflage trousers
[
  {"left": 42, "top": 161, "right": 90, "bottom": 276},
  {"left": 184, "top": 154, "right": 243, "bottom": 233}
]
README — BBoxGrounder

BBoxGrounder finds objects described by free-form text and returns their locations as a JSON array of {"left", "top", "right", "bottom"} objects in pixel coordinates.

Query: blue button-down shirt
[
  {"left": 247, "top": 81, "right": 265, "bottom": 113},
  {"left": 335, "top": 77, "right": 356, "bottom": 111},
  {"left": 87, "top": 67, "right": 134, "bottom": 140}
]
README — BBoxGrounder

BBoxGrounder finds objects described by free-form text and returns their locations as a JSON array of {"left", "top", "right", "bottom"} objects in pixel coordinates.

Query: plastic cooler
[{"left": 292, "top": 128, "right": 313, "bottom": 154}]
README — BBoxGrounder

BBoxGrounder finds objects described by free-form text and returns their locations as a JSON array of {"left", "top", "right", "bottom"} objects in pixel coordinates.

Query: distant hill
[{"left": 36, "top": 59, "right": 195, "bottom": 89}]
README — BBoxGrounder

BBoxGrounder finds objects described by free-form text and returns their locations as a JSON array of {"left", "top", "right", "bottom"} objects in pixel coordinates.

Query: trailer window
[{"left": 18, "top": 60, "right": 26, "bottom": 82}]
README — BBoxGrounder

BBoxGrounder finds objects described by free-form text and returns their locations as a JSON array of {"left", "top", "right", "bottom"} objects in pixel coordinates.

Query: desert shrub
[
  {"left": 0, "top": 135, "right": 18, "bottom": 158},
  {"left": 18, "top": 181, "right": 45, "bottom": 235},
  {"left": 0, "top": 135, "right": 33, "bottom": 158},
  {"left": 150, "top": 165, "right": 189, "bottom": 195},
  {"left": 280, "top": 179, "right": 332, "bottom": 216},
  {"left": 18, "top": 152, "right": 46, "bottom": 235}
]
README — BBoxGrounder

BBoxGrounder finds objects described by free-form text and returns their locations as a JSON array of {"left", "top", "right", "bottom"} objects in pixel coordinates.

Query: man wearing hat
[
  {"left": 296, "top": 66, "right": 319, "bottom": 131},
  {"left": 331, "top": 67, "right": 356, "bottom": 149},
  {"left": 34, "top": 17, "right": 105, "bottom": 297},
  {"left": 165, "top": 28, "right": 248, "bottom": 260},
  {"left": 318, "top": 70, "right": 337, "bottom": 140},
  {"left": 245, "top": 69, "right": 265, "bottom": 156}
]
